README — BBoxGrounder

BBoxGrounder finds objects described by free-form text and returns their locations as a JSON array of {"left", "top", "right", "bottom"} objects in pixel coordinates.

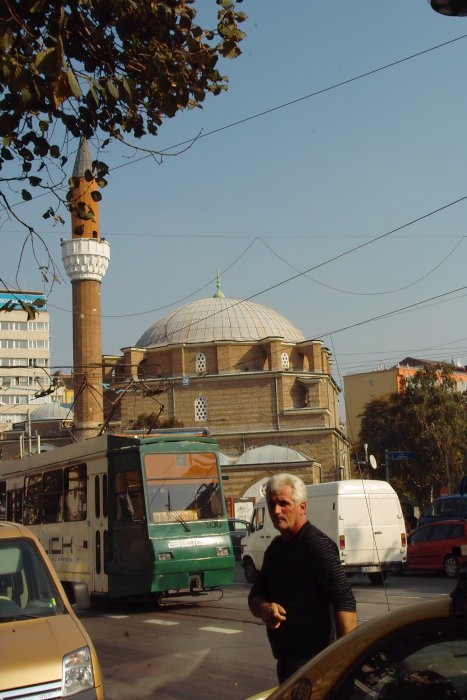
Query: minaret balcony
[{"left": 61, "top": 238, "right": 110, "bottom": 282}]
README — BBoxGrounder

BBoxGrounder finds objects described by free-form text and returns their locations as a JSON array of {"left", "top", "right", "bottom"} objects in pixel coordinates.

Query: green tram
[{"left": 0, "top": 431, "right": 235, "bottom": 605}]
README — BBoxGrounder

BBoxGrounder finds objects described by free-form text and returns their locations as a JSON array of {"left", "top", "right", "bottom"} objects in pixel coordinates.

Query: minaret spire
[{"left": 61, "top": 137, "right": 110, "bottom": 440}]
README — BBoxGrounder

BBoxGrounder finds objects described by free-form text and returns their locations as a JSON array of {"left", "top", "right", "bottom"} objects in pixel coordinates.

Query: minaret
[{"left": 61, "top": 137, "right": 110, "bottom": 440}]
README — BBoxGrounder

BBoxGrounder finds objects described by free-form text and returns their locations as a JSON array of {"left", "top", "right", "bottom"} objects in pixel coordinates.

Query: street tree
[
  {"left": 0, "top": 0, "right": 246, "bottom": 287},
  {"left": 356, "top": 363, "right": 467, "bottom": 512}
]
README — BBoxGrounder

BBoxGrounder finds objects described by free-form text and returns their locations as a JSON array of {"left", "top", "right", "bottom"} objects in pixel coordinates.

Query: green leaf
[
  {"left": 35, "top": 47, "right": 58, "bottom": 77},
  {"left": 67, "top": 68, "right": 82, "bottom": 99},
  {"left": 90, "top": 191, "right": 102, "bottom": 202},
  {"left": 84, "top": 168, "right": 93, "bottom": 182},
  {"left": 21, "top": 189, "right": 32, "bottom": 201},
  {"left": 106, "top": 79, "right": 119, "bottom": 100},
  {"left": 74, "top": 224, "right": 84, "bottom": 236},
  {"left": 121, "top": 76, "right": 132, "bottom": 99},
  {"left": 28, "top": 176, "right": 42, "bottom": 186},
  {"left": 50, "top": 144, "right": 60, "bottom": 158},
  {"left": 69, "top": 176, "right": 80, "bottom": 189}
]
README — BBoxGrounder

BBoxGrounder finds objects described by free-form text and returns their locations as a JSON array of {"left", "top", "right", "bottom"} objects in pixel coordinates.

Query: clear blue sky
[{"left": 2, "top": 1, "right": 467, "bottom": 399}]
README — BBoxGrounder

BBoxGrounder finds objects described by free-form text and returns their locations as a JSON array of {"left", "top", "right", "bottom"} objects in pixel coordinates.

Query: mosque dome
[
  {"left": 29, "top": 403, "right": 74, "bottom": 420},
  {"left": 234, "top": 445, "right": 308, "bottom": 465},
  {"left": 136, "top": 277, "right": 306, "bottom": 349}
]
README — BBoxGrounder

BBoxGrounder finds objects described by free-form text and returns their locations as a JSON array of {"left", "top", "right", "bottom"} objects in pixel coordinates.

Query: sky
[{"left": 2, "top": 1, "right": 467, "bottom": 408}]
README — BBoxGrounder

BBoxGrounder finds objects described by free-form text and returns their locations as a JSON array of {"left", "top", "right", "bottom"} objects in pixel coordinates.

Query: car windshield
[{"left": 0, "top": 538, "right": 66, "bottom": 622}]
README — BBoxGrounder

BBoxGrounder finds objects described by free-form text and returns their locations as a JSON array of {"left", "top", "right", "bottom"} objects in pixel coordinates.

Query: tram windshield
[{"left": 144, "top": 452, "right": 223, "bottom": 524}]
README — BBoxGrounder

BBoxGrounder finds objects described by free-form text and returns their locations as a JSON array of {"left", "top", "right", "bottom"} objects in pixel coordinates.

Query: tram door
[{"left": 91, "top": 472, "right": 108, "bottom": 594}]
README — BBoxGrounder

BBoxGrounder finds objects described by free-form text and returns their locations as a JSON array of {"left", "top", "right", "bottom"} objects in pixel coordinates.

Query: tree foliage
[
  {"left": 0, "top": 0, "right": 246, "bottom": 262},
  {"left": 355, "top": 363, "right": 467, "bottom": 512}
]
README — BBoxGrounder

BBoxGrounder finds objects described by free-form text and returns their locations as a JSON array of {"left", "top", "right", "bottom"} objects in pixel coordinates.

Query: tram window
[
  {"left": 102, "top": 474, "right": 108, "bottom": 518},
  {"left": 64, "top": 464, "right": 87, "bottom": 521},
  {"left": 0, "top": 481, "right": 5, "bottom": 520},
  {"left": 115, "top": 470, "right": 144, "bottom": 521},
  {"left": 95, "top": 476, "right": 100, "bottom": 519},
  {"left": 43, "top": 470, "right": 63, "bottom": 523},
  {"left": 23, "top": 475, "right": 42, "bottom": 526},
  {"left": 7, "top": 489, "right": 23, "bottom": 523}
]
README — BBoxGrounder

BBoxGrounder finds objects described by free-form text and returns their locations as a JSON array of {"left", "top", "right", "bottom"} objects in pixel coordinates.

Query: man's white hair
[{"left": 265, "top": 473, "right": 307, "bottom": 505}]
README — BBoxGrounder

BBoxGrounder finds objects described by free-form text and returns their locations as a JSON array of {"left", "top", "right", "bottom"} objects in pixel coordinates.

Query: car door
[{"left": 408, "top": 525, "right": 433, "bottom": 570}]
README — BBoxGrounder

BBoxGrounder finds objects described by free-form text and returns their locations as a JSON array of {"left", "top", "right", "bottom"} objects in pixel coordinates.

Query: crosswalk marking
[
  {"left": 146, "top": 619, "right": 180, "bottom": 626},
  {"left": 199, "top": 626, "right": 241, "bottom": 634}
]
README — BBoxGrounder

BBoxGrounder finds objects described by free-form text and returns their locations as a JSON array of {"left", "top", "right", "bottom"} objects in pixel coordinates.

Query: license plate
[{"left": 361, "top": 566, "right": 381, "bottom": 573}]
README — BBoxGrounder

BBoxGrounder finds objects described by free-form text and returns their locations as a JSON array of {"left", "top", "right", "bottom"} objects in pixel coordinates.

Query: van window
[
  {"left": 433, "top": 498, "right": 464, "bottom": 518},
  {"left": 423, "top": 497, "right": 467, "bottom": 522},
  {"left": 251, "top": 506, "right": 265, "bottom": 533}
]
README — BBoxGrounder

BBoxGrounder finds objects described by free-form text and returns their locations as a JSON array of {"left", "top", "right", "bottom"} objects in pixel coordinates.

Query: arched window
[
  {"left": 196, "top": 352, "right": 207, "bottom": 374},
  {"left": 281, "top": 352, "right": 290, "bottom": 370},
  {"left": 195, "top": 396, "right": 208, "bottom": 422}
]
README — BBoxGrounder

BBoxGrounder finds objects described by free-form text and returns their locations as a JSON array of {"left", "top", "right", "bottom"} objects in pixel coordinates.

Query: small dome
[
  {"left": 234, "top": 445, "right": 308, "bottom": 465},
  {"left": 29, "top": 403, "right": 74, "bottom": 420},
  {"left": 136, "top": 296, "right": 306, "bottom": 348}
]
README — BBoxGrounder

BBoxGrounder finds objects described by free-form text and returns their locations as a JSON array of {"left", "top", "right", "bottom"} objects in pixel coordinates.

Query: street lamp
[{"left": 430, "top": 0, "right": 467, "bottom": 16}]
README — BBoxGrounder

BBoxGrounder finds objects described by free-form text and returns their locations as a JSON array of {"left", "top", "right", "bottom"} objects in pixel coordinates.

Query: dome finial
[{"left": 213, "top": 269, "right": 225, "bottom": 299}]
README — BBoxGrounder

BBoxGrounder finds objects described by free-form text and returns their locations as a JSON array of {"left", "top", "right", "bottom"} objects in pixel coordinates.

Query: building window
[
  {"left": 0, "top": 321, "right": 27, "bottom": 331},
  {"left": 28, "top": 340, "right": 49, "bottom": 349},
  {"left": 281, "top": 352, "right": 290, "bottom": 370},
  {"left": 0, "top": 340, "right": 27, "bottom": 349},
  {"left": 195, "top": 396, "right": 208, "bottom": 422},
  {"left": 0, "top": 358, "right": 28, "bottom": 367},
  {"left": 196, "top": 353, "right": 207, "bottom": 374}
]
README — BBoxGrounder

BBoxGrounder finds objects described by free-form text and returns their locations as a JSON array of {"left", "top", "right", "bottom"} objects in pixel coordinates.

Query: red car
[{"left": 407, "top": 519, "right": 467, "bottom": 577}]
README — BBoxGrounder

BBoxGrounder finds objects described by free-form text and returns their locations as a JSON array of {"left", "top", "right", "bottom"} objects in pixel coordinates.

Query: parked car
[
  {"left": 407, "top": 519, "right": 467, "bottom": 577},
  {"left": 228, "top": 518, "right": 250, "bottom": 559},
  {"left": 419, "top": 494, "right": 467, "bottom": 526},
  {"left": 246, "top": 571, "right": 467, "bottom": 700},
  {"left": 0, "top": 521, "right": 104, "bottom": 700}
]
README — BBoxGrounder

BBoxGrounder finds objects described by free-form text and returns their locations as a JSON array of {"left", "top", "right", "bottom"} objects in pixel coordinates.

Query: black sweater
[{"left": 249, "top": 521, "right": 356, "bottom": 659}]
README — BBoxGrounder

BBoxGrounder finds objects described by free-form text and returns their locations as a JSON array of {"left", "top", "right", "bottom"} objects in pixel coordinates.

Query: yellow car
[
  {"left": 0, "top": 521, "right": 104, "bottom": 699},
  {"left": 247, "top": 576, "right": 467, "bottom": 700}
]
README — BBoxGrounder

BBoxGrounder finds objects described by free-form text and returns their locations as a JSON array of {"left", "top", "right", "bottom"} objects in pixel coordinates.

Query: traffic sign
[{"left": 386, "top": 450, "right": 414, "bottom": 461}]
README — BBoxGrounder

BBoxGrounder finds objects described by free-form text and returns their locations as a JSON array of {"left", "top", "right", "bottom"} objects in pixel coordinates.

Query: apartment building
[
  {"left": 0, "top": 290, "right": 65, "bottom": 426},
  {"left": 343, "top": 356, "right": 467, "bottom": 442}
]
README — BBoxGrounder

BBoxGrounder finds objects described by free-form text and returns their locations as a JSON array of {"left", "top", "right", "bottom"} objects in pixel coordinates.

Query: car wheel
[
  {"left": 368, "top": 571, "right": 387, "bottom": 585},
  {"left": 243, "top": 557, "right": 257, "bottom": 584},
  {"left": 444, "top": 554, "right": 460, "bottom": 578}
]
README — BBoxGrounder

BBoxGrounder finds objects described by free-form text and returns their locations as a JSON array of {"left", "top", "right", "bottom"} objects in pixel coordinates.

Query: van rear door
[
  {"left": 368, "top": 494, "right": 405, "bottom": 564},
  {"left": 340, "top": 495, "right": 376, "bottom": 566}
]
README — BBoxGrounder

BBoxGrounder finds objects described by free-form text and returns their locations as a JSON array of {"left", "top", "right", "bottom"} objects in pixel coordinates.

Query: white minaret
[{"left": 61, "top": 137, "right": 110, "bottom": 440}]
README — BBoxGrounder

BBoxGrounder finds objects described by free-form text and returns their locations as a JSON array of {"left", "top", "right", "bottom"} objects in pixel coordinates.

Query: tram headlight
[
  {"left": 216, "top": 546, "right": 230, "bottom": 557},
  {"left": 62, "top": 646, "right": 94, "bottom": 696},
  {"left": 158, "top": 552, "right": 173, "bottom": 561}
]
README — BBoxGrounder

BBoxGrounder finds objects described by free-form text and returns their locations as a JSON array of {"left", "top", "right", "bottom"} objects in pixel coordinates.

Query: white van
[{"left": 241, "top": 479, "right": 407, "bottom": 585}]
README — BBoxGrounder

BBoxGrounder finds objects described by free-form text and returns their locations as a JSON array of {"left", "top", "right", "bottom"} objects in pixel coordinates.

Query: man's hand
[
  {"left": 263, "top": 602, "right": 287, "bottom": 629},
  {"left": 249, "top": 595, "right": 287, "bottom": 629}
]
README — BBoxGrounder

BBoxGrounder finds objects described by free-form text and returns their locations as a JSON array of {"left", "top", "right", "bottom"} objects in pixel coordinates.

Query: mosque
[
  {"left": 16, "top": 137, "right": 350, "bottom": 511},
  {"left": 103, "top": 274, "right": 351, "bottom": 502}
]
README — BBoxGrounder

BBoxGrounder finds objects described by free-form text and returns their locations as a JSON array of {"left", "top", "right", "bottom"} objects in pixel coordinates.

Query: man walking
[{"left": 248, "top": 473, "right": 357, "bottom": 684}]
